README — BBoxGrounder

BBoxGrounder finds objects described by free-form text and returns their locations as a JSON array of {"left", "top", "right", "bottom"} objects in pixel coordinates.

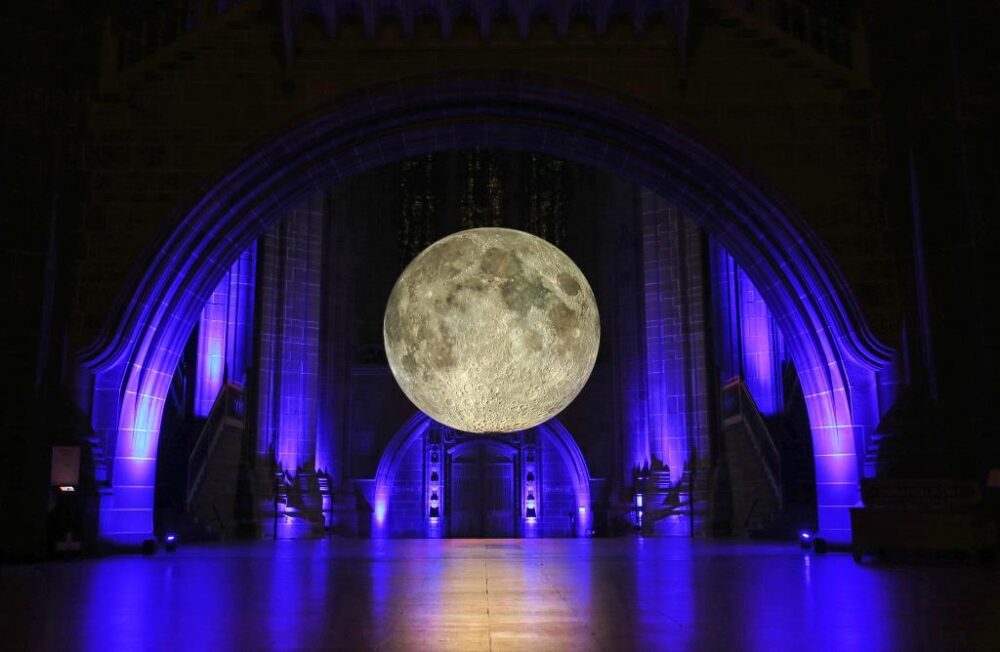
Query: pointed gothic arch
[
  {"left": 372, "top": 413, "right": 593, "bottom": 537},
  {"left": 79, "top": 72, "right": 892, "bottom": 545}
]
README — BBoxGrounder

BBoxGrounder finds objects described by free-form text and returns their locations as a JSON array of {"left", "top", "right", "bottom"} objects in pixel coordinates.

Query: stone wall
[
  {"left": 0, "top": 4, "right": 105, "bottom": 558},
  {"left": 254, "top": 196, "right": 324, "bottom": 473},
  {"left": 640, "top": 194, "right": 712, "bottom": 535},
  {"left": 75, "top": 1, "right": 897, "bottom": 358},
  {"left": 5, "top": 1, "right": 951, "bottom": 552}
]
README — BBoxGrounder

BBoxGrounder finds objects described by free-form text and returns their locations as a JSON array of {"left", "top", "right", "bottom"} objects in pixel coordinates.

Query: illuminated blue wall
[
  {"left": 738, "top": 266, "right": 785, "bottom": 416},
  {"left": 604, "top": 177, "right": 651, "bottom": 482},
  {"left": 372, "top": 414, "right": 592, "bottom": 538},
  {"left": 710, "top": 241, "right": 786, "bottom": 416},
  {"left": 315, "top": 195, "right": 353, "bottom": 485},
  {"left": 640, "top": 192, "right": 711, "bottom": 524},
  {"left": 254, "top": 198, "right": 324, "bottom": 474},
  {"left": 194, "top": 245, "right": 256, "bottom": 416},
  {"left": 84, "top": 81, "right": 892, "bottom": 544}
]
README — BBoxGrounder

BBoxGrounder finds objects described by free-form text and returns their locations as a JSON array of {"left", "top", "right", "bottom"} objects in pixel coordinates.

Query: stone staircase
[
  {"left": 717, "top": 369, "right": 821, "bottom": 538},
  {"left": 185, "top": 382, "right": 247, "bottom": 539},
  {"left": 721, "top": 378, "right": 784, "bottom": 535}
]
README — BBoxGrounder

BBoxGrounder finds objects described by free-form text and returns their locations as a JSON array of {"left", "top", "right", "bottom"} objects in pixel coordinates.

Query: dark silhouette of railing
[
  {"left": 187, "top": 381, "right": 245, "bottom": 509},
  {"left": 722, "top": 377, "right": 782, "bottom": 507}
]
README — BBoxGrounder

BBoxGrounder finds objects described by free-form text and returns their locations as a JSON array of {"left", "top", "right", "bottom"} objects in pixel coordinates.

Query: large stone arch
[
  {"left": 372, "top": 413, "right": 593, "bottom": 537},
  {"left": 79, "top": 73, "right": 892, "bottom": 545}
]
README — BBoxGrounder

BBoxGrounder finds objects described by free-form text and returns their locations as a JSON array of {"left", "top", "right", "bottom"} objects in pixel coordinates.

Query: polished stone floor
[{"left": 1, "top": 537, "right": 998, "bottom": 651}]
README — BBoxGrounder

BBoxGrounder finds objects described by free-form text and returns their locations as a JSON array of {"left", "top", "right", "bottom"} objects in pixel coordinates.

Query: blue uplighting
[
  {"left": 84, "top": 82, "right": 894, "bottom": 546},
  {"left": 194, "top": 246, "right": 255, "bottom": 417}
]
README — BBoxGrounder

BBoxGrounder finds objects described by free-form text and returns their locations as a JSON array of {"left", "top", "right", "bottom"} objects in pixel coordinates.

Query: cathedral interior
[{"left": 2, "top": 0, "right": 998, "bottom": 649}]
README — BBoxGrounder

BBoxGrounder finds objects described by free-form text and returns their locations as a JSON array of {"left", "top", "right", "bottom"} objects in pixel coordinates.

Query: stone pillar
[
  {"left": 736, "top": 267, "right": 784, "bottom": 417},
  {"left": 254, "top": 196, "right": 323, "bottom": 475},
  {"left": 194, "top": 273, "right": 229, "bottom": 417},
  {"left": 709, "top": 242, "right": 785, "bottom": 416},
  {"left": 316, "top": 189, "right": 354, "bottom": 490},
  {"left": 193, "top": 245, "right": 256, "bottom": 417},
  {"left": 640, "top": 190, "right": 712, "bottom": 535},
  {"left": 601, "top": 176, "right": 649, "bottom": 487},
  {"left": 709, "top": 239, "right": 741, "bottom": 382},
  {"left": 225, "top": 245, "right": 256, "bottom": 387}
]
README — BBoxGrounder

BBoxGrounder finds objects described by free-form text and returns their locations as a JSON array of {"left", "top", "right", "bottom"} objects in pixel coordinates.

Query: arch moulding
[
  {"left": 78, "top": 72, "right": 893, "bottom": 545},
  {"left": 372, "top": 413, "right": 593, "bottom": 537}
]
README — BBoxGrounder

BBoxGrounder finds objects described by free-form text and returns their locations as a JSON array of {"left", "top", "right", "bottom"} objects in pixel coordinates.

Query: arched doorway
[
  {"left": 79, "top": 73, "right": 891, "bottom": 545},
  {"left": 448, "top": 439, "right": 518, "bottom": 538},
  {"left": 372, "top": 413, "right": 593, "bottom": 538}
]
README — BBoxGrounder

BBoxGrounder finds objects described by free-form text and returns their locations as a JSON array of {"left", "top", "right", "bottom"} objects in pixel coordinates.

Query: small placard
[{"left": 51, "top": 446, "right": 81, "bottom": 487}]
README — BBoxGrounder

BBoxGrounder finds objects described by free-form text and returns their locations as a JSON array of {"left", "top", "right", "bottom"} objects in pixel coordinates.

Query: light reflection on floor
[{"left": 1, "top": 538, "right": 998, "bottom": 651}]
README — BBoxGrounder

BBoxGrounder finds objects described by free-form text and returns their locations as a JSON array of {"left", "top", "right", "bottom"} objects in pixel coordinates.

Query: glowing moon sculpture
[{"left": 384, "top": 228, "right": 600, "bottom": 433}]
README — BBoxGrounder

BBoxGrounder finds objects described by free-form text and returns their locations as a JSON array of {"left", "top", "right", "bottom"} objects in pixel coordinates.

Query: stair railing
[
  {"left": 722, "top": 377, "right": 783, "bottom": 507},
  {"left": 187, "top": 381, "right": 245, "bottom": 509}
]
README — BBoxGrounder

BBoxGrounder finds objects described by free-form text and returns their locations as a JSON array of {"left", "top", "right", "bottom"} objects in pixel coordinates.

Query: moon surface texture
[{"left": 384, "top": 228, "right": 600, "bottom": 433}]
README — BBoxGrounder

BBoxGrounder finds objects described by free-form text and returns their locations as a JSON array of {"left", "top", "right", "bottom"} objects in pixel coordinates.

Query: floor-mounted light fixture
[{"left": 800, "top": 530, "right": 813, "bottom": 550}]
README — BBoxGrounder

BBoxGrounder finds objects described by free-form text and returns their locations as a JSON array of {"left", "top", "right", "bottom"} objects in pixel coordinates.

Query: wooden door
[
  {"left": 482, "top": 459, "right": 514, "bottom": 536},
  {"left": 450, "top": 449, "right": 483, "bottom": 537},
  {"left": 448, "top": 442, "right": 516, "bottom": 537}
]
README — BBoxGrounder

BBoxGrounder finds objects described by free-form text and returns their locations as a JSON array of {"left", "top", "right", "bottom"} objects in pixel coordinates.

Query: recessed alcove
[{"left": 153, "top": 148, "right": 818, "bottom": 542}]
